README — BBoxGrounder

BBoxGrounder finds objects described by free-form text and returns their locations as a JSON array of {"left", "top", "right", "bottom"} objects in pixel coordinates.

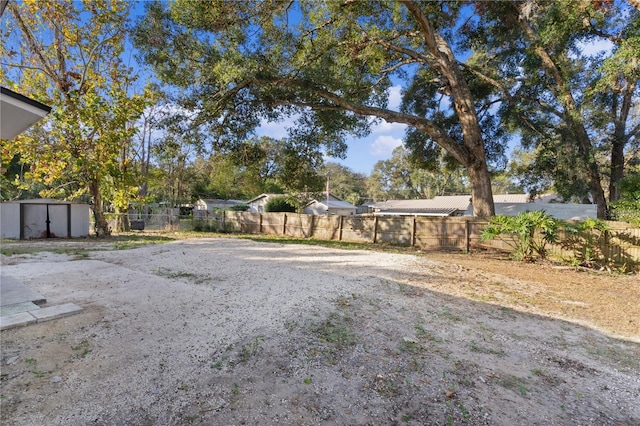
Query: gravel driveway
[{"left": 1, "top": 238, "right": 639, "bottom": 425}]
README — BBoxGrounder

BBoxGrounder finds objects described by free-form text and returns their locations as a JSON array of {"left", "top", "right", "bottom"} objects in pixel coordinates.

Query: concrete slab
[
  {"left": 1, "top": 275, "right": 46, "bottom": 306},
  {"left": 0, "top": 311, "right": 37, "bottom": 330},
  {"left": 30, "top": 303, "right": 83, "bottom": 322},
  {"left": 0, "top": 301, "right": 40, "bottom": 316}
]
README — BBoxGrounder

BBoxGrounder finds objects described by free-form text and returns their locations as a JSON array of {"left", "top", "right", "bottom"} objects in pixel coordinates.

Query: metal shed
[{"left": 0, "top": 199, "right": 90, "bottom": 239}]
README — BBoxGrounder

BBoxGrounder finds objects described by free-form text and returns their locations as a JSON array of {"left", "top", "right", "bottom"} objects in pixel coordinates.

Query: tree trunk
[
  {"left": 609, "top": 138, "right": 625, "bottom": 203},
  {"left": 609, "top": 84, "right": 635, "bottom": 203},
  {"left": 468, "top": 161, "right": 495, "bottom": 217},
  {"left": 90, "top": 180, "right": 111, "bottom": 236},
  {"left": 114, "top": 206, "right": 130, "bottom": 232},
  {"left": 571, "top": 119, "right": 609, "bottom": 219}
]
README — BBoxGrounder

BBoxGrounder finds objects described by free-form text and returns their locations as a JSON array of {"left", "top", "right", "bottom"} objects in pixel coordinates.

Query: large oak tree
[
  {"left": 467, "top": 0, "right": 639, "bottom": 218},
  {"left": 133, "top": 0, "right": 503, "bottom": 216}
]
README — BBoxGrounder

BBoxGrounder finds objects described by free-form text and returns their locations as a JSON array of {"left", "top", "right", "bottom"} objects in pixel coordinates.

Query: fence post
[
  {"left": 309, "top": 215, "right": 315, "bottom": 238},
  {"left": 411, "top": 216, "right": 417, "bottom": 247},
  {"left": 373, "top": 216, "right": 378, "bottom": 244},
  {"left": 283, "top": 213, "right": 287, "bottom": 235},
  {"left": 339, "top": 216, "right": 344, "bottom": 241},
  {"left": 259, "top": 213, "right": 263, "bottom": 234},
  {"left": 465, "top": 219, "right": 470, "bottom": 252}
]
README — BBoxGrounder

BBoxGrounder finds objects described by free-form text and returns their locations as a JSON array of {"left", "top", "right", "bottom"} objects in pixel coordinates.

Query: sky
[{"left": 256, "top": 85, "right": 406, "bottom": 175}]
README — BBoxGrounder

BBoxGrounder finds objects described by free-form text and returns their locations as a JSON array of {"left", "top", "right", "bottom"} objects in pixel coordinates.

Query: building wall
[
  {"left": 248, "top": 198, "right": 269, "bottom": 213},
  {"left": 70, "top": 204, "right": 90, "bottom": 237},
  {"left": 493, "top": 203, "right": 597, "bottom": 220},
  {"left": 304, "top": 202, "right": 356, "bottom": 216},
  {"left": 0, "top": 201, "right": 89, "bottom": 239},
  {"left": 0, "top": 203, "right": 20, "bottom": 239},
  {"left": 303, "top": 202, "right": 326, "bottom": 215},
  {"left": 331, "top": 208, "right": 356, "bottom": 216}
]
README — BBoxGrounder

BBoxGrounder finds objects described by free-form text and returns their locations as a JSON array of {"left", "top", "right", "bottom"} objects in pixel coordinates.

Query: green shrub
[
  {"left": 265, "top": 196, "right": 296, "bottom": 213},
  {"left": 610, "top": 167, "right": 640, "bottom": 225},
  {"left": 561, "top": 218, "right": 610, "bottom": 268},
  {"left": 193, "top": 219, "right": 204, "bottom": 232},
  {"left": 229, "top": 204, "right": 249, "bottom": 212},
  {"left": 481, "top": 211, "right": 558, "bottom": 261}
]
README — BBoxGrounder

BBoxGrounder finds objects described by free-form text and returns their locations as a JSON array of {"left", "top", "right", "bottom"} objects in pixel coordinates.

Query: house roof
[
  {"left": 374, "top": 207, "right": 458, "bottom": 216},
  {"left": 307, "top": 198, "right": 357, "bottom": 209},
  {"left": 246, "top": 193, "right": 285, "bottom": 204},
  {"left": 371, "top": 197, "right": 471, "bottom": 212},
  {"left": 371, "top": 194, "right": 546, "bottom": 214},
  {"left": 197, "top": 199, "right": 245, "bottom": 207},
  {"left": 1, "top": 87, "right": 51, "bottom": 140}
]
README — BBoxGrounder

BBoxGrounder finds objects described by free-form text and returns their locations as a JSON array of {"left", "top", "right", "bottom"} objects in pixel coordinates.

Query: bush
[
  {"left": 481, "top": 211, "right": 558, "bottom": 261},
  {"left": 229, "top": 204, "right": 249, "bottom": 212},
  {"left": 561, "top": 218, "right": 610, "bottom": 268},
  {"left": 265, "top": 196, "right": 296, "bottom": 213},
  {"left": 610, "top": 167, "right": 640, "bottom": 225},
  {"left": 193, "top": 219, "right": 205, "bottom": 232}
]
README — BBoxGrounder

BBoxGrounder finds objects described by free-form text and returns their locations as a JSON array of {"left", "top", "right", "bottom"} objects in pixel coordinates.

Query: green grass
[
  {"left": 0, "top": 247, "right": 46, "bottom": 256},
  {"left": 240, "top": 234, "right": 422, "bottom": 254},
  {"left": 0, "top": 234, "right": 174, "bottom": 256},
  {"left": 72, "top": 339, "right": 91, "bottom": 357},
  {"left": 311, "top": 312, "right": 359, "bottom": 350}
]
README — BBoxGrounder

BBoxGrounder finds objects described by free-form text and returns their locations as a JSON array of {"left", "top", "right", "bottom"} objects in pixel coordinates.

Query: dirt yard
[{"left": 1, "top": 237, "right": 638, "bottom": 425}]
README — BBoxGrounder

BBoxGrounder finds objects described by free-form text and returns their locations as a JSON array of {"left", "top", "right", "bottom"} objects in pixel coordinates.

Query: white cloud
[
  {"left": 369, "top": 135, "right": 402, "bottom": 156},
  {"left": 371, "top": 119, "right": 406, "bottom": 135},
  {"left": 387, "top": 85, "right": 402, "bottom": 110},
  {"left": 575, "top": 39, "right": 614, "bottom": 57},
  {"left": 257, "top": 115, "right": 298, "bottom": 139}
]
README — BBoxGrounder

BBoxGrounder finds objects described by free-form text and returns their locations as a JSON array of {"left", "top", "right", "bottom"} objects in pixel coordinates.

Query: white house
[
  {"left": 194, "top": 198, "right": 246, "bottom": 217},
  {"left": 246, "top": 194, "right": 287, "bottom": 213},
  {"left": 304, "top": 194, "right": 357, "bottom": 216}
]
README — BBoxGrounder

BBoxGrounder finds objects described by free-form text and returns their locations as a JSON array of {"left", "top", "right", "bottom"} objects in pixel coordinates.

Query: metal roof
[
  {"left": 370, "top": 194, "right": 539, "bottom": 213},
  {"left": 373, "top": 207, "right": 458, "bottom": 216},
  {"left": 308, "top": 199, "right": 356, "bottom": 209}
]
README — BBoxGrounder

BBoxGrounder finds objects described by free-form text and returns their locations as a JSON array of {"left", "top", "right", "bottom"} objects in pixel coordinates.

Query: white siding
[
  {"left": 0, "top": 203, "right": 20, "bottom": 239},
  {"left": 0, "top": 201, "right": 89, "bottom": 239},
  {"left": 70, "top": 204, "right": 90, "bottom": 237}
]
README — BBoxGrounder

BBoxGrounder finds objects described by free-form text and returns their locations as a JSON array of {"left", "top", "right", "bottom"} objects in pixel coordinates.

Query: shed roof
[
  {"left": 1, "top": 87, "right": 51, "bottom": 140},
  {"left": 1, "top": 198, "right": 85, "bottom": 205}
]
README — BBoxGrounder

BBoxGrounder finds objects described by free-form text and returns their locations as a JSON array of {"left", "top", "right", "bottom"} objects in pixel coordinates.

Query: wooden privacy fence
[{"left": 210, "top": 212, "right": 640, "bottom": 266}]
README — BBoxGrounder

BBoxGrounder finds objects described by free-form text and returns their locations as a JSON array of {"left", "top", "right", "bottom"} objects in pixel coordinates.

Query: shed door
[
  {"left": 22, "top": 204, "right": 69, "bottom": 238},
  {"left": 48, "top": 204, "right": 69, "bottom": 237},
  {"left": 22, "top": 204, "right": 47, "bottom": 238}
]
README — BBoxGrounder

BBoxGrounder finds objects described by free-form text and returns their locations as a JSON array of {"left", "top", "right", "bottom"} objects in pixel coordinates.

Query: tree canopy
[
  {"left": 133, "top": 0, "right": 510, "bottom": 216},
  {"left": 2, "top": 1, "right": 638, "bottom": 225},
  {"left": 465, "top": 0, "right": 639, "bottom": 217}
]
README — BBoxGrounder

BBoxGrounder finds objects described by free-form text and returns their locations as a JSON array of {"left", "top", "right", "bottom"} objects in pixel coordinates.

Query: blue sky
[{"left": 257, "top": 85, "right": 406, "bottom": 175}]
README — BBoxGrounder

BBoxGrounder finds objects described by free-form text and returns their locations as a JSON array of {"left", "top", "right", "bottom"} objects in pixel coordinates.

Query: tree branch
[{"left": 269, "top": 78, "right": 469, "bottom": 164}]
